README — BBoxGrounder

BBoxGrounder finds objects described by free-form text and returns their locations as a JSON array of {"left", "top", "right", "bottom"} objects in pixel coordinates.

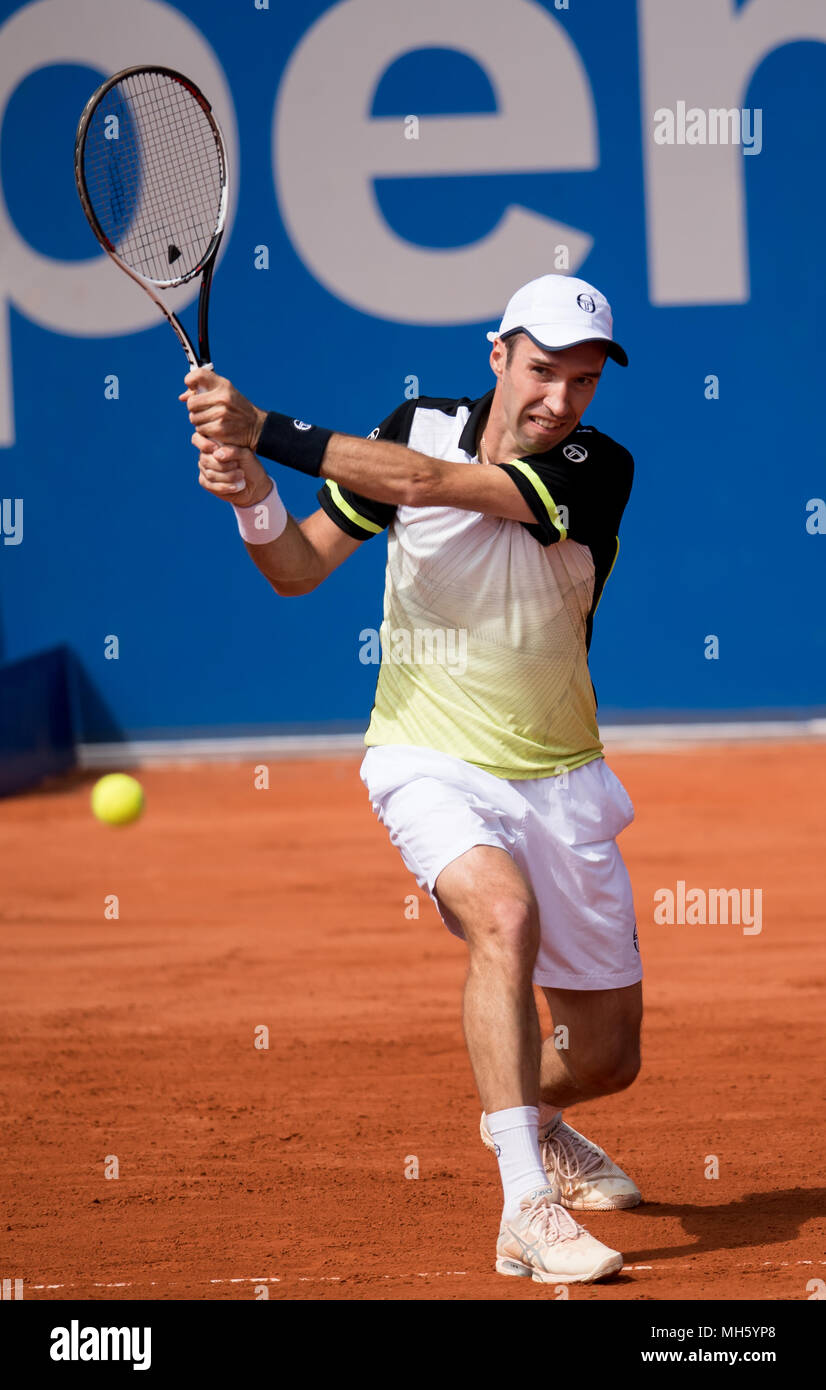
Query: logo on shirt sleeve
[{"left": 563, "top": 443, "right": 588, "bottom": 462}]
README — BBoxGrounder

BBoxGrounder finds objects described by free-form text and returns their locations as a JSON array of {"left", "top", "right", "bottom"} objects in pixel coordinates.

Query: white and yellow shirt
[{"left": 318, "top": 390, "right": 633, "bottom": 780}]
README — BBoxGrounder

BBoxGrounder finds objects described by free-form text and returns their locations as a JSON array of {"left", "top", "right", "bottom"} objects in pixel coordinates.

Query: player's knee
[
  {"left": 574, "top": 1049, "right": 640, "bottom": 1096},
  {"left": 466, "top": 896, "right": 539, "bottom": 967}
]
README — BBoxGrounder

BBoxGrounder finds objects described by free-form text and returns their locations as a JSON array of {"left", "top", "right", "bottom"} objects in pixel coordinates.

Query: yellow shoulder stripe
[
  {"left": 326, "top": 480, "right": 383, "bottom": 535},
  {"left": 594, "top": 537, "right": 620, "bottom": 613},
  {"left": 507, "top": 459, "right": 567, "bottom": 541}
]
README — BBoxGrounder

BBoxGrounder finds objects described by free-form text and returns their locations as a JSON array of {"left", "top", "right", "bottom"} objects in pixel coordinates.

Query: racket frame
[{"left": 74, "top": 64, "right": 229, "bottom": 370}]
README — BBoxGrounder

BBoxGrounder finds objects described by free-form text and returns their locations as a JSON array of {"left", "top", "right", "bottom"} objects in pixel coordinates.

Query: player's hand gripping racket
[{"left": 74, "top": 65, "right": 228, "bottom": 382}]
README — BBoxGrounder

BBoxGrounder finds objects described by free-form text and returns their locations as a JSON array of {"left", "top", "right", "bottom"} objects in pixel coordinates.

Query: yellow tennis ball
[{"left": 91, "top": 773, "right": 145, "bottom": 826}]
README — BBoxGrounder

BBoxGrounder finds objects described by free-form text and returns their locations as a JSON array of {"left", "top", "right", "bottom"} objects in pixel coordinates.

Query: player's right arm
[
  {"left": 195, "top": 399, "right": 411, "bottom": 596},
  {"left": 246, "top": 507, "right": 363, "bottom": 597},
  {"left": 197, "top": 444, "right": 362, "bottom": 596}
]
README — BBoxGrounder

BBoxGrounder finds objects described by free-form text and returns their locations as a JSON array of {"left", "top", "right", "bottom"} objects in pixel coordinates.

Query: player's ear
[{"left": 490, "top": 336, "right": 507, "bottom": 380}]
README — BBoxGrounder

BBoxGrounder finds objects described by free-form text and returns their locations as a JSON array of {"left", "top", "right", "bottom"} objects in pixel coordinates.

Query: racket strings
[
  {"left": 128, "top": 74, "right": 219, "bottom": 271},
  {"left": 82, "top": 69, "right": 224, "bottom": 284}
]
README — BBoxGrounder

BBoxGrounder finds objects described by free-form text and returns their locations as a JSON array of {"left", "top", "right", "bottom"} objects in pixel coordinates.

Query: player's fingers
[
  {"left": 187, "top": 411, "right": 225, "bottom": 433},
  {"left": 195, "top": 452, "right": 241, "bottom": 483},
  {"left": 202, "top": 467, "right": 245, "bottom": 487},
  {"left": 198, "top": 443, "right": 246, "bottom": 472},
  {"left": 191, "top": 431, "right": 217, "bottom": 454},
  {"left": 185, "top": 366, "right": 219, "bottom": 393},
  {"left": 186, "top": 396, "right": 218, "bottom": 420},
  {"left": 198, "top": 471, "right": 237, "bottom": 495},
  {"left": 188, "top": 413, "right": 241, "bottom": 441},
  {"left": 185, "top": 391, "right": 221, "bottom": 417},
  {"left": 198, "top": 447, "right": 243, "bottom": 475},
  {"left": 198, "top": 450, "right": 243, "bottom": 477},
  {"left": 198, "top": 469, "right": 246, "bottom": 495},
  {"left": 187, "top": 418, "right": 229, "bottom": 443}
]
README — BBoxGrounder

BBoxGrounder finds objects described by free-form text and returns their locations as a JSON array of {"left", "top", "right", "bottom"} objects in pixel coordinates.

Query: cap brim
[{"left": 487, "top": 326, "right": 628, "bottom": 367}]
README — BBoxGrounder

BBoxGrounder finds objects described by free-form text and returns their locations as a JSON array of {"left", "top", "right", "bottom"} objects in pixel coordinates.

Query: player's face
[{"left": 492, "top": 335, "right": 607, "bottom": 453}]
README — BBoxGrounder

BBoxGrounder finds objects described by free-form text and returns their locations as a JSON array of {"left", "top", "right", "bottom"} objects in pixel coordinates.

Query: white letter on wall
[
  {"left": 639, "top": 0, "right": 826, "bottom": 305},
  {"left": 274, "top": 0, "right": 597, "bottom": 324},
  {"left": 0, "top": 0, "right": 238, "bottom": 446}
]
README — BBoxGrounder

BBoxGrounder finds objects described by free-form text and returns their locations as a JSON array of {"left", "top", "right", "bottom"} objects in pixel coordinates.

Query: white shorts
[{"left": 360, "top": 745, "right": 641, "bottom": 991}]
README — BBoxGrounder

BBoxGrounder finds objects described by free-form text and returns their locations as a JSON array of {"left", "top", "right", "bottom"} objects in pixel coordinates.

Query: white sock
[
  {"left": 538, "top": 1104, "right": 562, "bottom": 1139},
  {"left": 486, "top": 1106, "right": 549, "bottom": 1219}
]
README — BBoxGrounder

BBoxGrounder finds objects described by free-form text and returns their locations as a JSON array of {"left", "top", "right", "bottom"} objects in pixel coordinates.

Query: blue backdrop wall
[{"left": 1, "top": 0, "right": 824, "bottom": 741}]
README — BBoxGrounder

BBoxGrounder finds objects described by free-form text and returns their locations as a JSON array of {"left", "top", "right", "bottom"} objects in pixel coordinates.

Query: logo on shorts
[
  {"left": 293, "top": 419, "right": 312, "bottom": 431},
  {"left": 563, "top": 443, "right": 588, "bottom": 462},
  {"left": 632, "top": 923, "right": 639, "bottom": 953},
  {"left": 367, "top": 427, "right": 380, "bottom": 439},
  {"left": 576, "top": 293, "right": 596, "bottom": 312}
]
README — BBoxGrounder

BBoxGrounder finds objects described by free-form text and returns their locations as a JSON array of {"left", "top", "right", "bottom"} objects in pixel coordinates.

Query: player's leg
[
  {"left": 539, "top": 981, "right": 642, "bottom": 1108},
  {"left": 434, "top": 844, "right": 542, "bottom": 1114},
  {"left": 476, "top": 757, "right": 643, "bottom": 1210},
  {"left": 436, "top": 842, "right": 624, "bottom": 1280},
  {"left": 528, "top": 982, "right": 643, "bottom": 1210},
  {"left": 434, "top": 844, "right": 551, "bottom": 1210}
]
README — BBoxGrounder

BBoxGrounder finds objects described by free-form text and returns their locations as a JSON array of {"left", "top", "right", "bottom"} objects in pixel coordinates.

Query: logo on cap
[
  {"left": 563, "top": 444, "right": 588, "bottom": 462},
  {"left": 576, "top": 293, "right": 596, "bottom": 313}
]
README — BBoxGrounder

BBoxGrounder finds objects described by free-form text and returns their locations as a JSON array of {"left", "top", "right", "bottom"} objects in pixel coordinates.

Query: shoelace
[
  {"left": 542, "top": 1123, "right": 605, "bottom": 1181},
  {"left": 523, "top": 1194, "right": 582, "bottom": 1244}
]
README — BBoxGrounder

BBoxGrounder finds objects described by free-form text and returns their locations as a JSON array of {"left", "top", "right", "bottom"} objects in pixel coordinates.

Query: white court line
[{"left": 25, "top": 1259, "right": 826, "bottom": 1292}]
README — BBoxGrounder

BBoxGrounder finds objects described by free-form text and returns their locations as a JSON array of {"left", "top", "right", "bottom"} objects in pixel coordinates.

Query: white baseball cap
[{"left": 487, "top": 274, "right": 628, "bottom": 366}]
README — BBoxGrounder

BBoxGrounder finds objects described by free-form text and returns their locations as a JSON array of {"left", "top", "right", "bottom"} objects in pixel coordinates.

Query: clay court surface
[{"left": 1, "top": 741, "right": 823, "bottom": 1302}]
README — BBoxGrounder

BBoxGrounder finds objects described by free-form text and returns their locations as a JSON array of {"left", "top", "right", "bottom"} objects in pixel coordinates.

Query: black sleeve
[
  {"left": 316, "top": 399, "right": 417, "bottom": 541},
  {"left": 498, "top": 433, "right": 634, "bottom": 550}
]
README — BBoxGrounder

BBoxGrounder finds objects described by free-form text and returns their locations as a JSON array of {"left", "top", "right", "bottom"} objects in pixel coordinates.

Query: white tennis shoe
[
  {"left": 496, "top": 1186, "right": 624, "bottom": 1283},
  {"left": 481, "top": 1112, "right": 641, "bottom": 1211}
]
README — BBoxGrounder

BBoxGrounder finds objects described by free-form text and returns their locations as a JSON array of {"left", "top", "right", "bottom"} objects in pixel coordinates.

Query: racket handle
[{"left": 194, "top": 361, "right": 243, "bottom": 492}]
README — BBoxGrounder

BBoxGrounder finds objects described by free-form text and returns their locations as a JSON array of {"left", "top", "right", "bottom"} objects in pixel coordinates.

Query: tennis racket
[{"left": 74, "top": 65, "right": 228, "bottom": 375}]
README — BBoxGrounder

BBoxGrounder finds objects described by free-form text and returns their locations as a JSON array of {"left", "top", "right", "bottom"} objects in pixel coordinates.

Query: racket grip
[{"left": 194, "top": 362, "right": 244, "bottom": 493}]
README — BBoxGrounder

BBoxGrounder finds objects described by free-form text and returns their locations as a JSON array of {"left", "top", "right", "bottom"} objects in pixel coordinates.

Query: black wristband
[{"left": 256, "top": 411, "right": 333, "bottom": 476}]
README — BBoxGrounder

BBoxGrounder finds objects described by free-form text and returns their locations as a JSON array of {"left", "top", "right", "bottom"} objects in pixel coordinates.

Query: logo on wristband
[{"left": 293, "top": 419, "right": 312, "bottom": 431}]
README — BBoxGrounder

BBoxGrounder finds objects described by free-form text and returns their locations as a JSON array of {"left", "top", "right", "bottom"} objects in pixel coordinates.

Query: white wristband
[{"left": 233, "top": 478, "right": 288, "bottom": 545}]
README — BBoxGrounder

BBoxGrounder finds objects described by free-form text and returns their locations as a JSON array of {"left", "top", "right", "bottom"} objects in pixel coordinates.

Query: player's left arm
[
  {"left": 184, "top": 369, "right": 534, "bottom": 524},
  {"left": 319, "top": 433, "right": 535, "bottom": 522},
  {"left": 194, "top": 428, "right": 534, "bottom": 523}
]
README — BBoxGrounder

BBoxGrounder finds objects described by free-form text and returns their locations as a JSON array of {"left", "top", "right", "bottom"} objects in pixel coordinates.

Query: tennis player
[{"left": 183, "top": 274, "right": 642, "bottom": 1285}]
